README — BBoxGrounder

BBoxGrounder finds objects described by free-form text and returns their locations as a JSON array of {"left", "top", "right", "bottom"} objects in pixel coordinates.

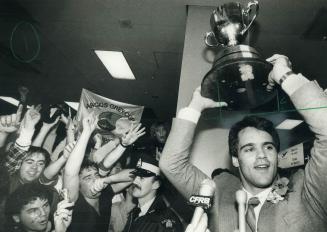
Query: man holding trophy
[{"left": 160, "top": 1, "right": 327, "bottom": 232}]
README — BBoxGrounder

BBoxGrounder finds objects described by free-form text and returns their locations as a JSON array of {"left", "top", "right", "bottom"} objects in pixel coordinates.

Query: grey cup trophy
[{"left": 201, "top": 1, "right": 276, "bottom": 110}]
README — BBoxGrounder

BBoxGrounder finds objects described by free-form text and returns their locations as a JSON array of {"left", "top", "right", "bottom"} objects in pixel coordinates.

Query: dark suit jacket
[{"left": 160, "top": 81, "right": 327, "bottom": 232}]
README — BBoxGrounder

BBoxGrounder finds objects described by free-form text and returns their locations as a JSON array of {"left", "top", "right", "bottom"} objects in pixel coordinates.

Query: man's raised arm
[
  {"left": 159, "top": 87, "right": 227, "bottom": 199},
  {"left": 63, "top": 114, "right": 97, "bottom": 202},
  {"left": 267, "top": 54, "right": 327, "bottom": 219}
]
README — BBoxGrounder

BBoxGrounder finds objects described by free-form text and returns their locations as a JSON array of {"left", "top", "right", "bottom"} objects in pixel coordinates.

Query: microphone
[
  {"left": 189, "top": 179, "right": 216, "bottom": 226},
  {"left": 236, "top": 190, "right": 247, "bottom": 232}
]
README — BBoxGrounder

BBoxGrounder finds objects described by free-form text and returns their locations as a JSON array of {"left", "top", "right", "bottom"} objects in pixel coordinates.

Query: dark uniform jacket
[
  {"left": 160, "top": 81, "right": 327, "bottom": 232},
  {"left": 123, "top": 195, "right": 184, "bottom": 232}
]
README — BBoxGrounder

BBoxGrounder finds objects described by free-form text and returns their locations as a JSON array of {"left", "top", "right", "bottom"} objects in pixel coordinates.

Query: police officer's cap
[{"left": 132, "top": 154, "right": 160, "bottom": 177}]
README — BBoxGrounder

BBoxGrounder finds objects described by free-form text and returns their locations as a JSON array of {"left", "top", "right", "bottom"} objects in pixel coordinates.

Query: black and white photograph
[{"left": 0, "top": 0, "right": 327, "bottom": 231}]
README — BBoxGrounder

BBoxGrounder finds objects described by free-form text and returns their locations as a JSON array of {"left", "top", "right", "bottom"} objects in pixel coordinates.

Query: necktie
[
  {"left": 131, "top": 206, "right": 141, "bottom": 221},
  {"left": 125, "top": 207, "right": 141, "bottom": 232},
  {"left": 246, "top": 197, "right": 260, "bottom": 232}
]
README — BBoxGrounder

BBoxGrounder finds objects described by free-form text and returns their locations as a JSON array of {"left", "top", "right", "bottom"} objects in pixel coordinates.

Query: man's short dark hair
[
  {"left": 5, "top": 183, "right": 52, "bottom": 230},
  {"left": 27, "top": 146, "right": 51, "bottom": 167},
  {"left": 79, "top": 159, "right": 98, "bottom": 175},
  {"left": 228, "top": 116, "right": 280, "bottom": 157}
]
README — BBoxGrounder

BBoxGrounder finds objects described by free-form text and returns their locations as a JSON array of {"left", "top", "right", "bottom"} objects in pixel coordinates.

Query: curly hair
[{"left": 4, "top": 183, "right": 52, "bottom": 231}]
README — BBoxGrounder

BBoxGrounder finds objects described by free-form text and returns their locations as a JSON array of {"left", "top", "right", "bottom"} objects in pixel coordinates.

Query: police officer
[{"left": 123, "top": 154, "right": 183, "bottom": 232}]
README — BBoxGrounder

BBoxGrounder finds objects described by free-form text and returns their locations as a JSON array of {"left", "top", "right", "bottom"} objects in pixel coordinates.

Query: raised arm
[
  {"left": 5, "top": 106, "right": 40, "bottom": 174},
  {"left": 43, "top": 141, "right": 76, "bottom": 182},
  {"left": 266, "top": 54, "right": 327, "bottom": 218},
  {"left": 63, "top": 114, "right": 97, "bottom": 202},
  {"left": 0, "top": 105, "right": 22, "bottom": 148},
  {"left": 32, "top": 116, "right": 59, "bottom": 147},
  {"left": 90, "top": 168, "right": 134, "bottom": 195},
  {"left": 159, "top": 88, "right": 227, "bottom": 199},
  {"left": 98, "top": 123, "right": 145, "bottom": 176},
  {"left": 91, "top": 138, "right": 119, "bottom": 164}
]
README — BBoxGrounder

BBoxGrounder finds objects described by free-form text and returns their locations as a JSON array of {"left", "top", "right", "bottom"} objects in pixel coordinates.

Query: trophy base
[{"left": 201, "top": 45, "right": 275, "bottom": 110}]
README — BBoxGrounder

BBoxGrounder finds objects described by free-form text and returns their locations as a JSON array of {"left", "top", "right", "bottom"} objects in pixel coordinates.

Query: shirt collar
[
  {"left": 138, "top": 197, "right": 156, "bottom": 216},
  {"left": 243, "top": 187, "right": 273, "bottom": 205}
]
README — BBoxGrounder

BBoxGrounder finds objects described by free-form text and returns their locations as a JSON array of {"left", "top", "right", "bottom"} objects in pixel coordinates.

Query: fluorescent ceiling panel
[
  {"left": 94, "top": 50, "right": 135, "bottom": 80},
  {"left": 276, "top": 119, "right": 303, "bottom": 130}
]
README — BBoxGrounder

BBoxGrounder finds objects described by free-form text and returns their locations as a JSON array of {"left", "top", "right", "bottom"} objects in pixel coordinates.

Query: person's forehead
[
  {"left": 238, "top": 127, "right": 273, "bottom": 146},
  {"left": 156, "top": 125, "right": 166, "bottom": 131},
  {"left": 24, "top": 153, "right": 46, "bottom": 162},
  {"left": 22, "top": 198, "right": 48, "bottom": 210},
  {"left": 137, "top": 175, "right": 154, "bottom": 182}
]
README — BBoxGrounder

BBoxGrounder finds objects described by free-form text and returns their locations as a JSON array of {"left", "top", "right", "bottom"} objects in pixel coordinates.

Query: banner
[{"left": 76, "top": 89, "right": 144, "bottom": 136}]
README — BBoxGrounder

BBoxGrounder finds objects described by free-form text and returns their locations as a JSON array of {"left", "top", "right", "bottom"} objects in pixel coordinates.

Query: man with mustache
[
  {"left": 123, "top": 154, "right": 183, "bottom": 232},
  {"left": 159, "top": 54, "right": 327, "bottom": 231}
]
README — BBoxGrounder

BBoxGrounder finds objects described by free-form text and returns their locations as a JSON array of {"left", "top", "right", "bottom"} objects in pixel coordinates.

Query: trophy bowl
[{"left": 201, "top": 45, "right": 275, "bottom": 110}]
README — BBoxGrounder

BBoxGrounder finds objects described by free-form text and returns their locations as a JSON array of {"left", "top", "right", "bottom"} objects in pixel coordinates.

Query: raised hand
[
  {"left": 121, "top": 123, "right": 146, "bottom": 146},
  {"left": 21, "top": 105, "right": 41, "bottom": 130},
  {"left": 189, "top": 87, "right": 227, "bottom": 112},
  {"left": 82, "top": 113, "right": 98, "bottom": 135},
  {"left": 65, "top": 117, "right": 77, "bottom": 144},
  {"left": 93, "top": 133, "right": 103, "bottom": 149},
  {"left": 0, "top": 104, "right": 23, "bottom": 133},
  {"left": 43, "top": 116, "right": 60, "bottom": 130},
  {"left": 90, "top": 178, "right": 108, "bottom": 196},
  {"left": 54, "top": 194, "right": 74, "bottom": 232},
  {"left": 266, "top": 54, "right": 293, "bottom": 91}
]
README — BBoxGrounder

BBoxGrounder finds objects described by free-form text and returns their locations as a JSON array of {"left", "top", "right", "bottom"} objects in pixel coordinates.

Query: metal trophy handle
[
  {"left": 204, "top": 31, "right": 219, "bottom": 47},
  {"left": 241, "top": 0, "right": 259, "bottom": 35}
]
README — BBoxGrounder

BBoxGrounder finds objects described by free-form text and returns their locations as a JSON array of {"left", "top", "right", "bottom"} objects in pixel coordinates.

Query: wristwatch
[{"left": 279, "top": 71, "right": 295, "bottom": 86}]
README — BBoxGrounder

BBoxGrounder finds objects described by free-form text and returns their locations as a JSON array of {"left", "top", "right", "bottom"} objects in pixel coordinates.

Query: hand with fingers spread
[
  {"left": 82, "top": 113, "right": 98, "bottom": 136},
  {"left": 21, "top": 105, "right": 42, "bottom": 130},
  {"left": 121, "top": 123, "right": 146, "bottom": 147},
  {"left": 0, "top": 104, "right": 23, "bottom": 133},
  {"left": 189, "top": 87, "right": 227, "bottom": 113},
  {"left": 266, "top": 54, "right": 293, "bottom": 91},
  {"left": 54, "top": 198, "right": 74, "bottom": 232},
  {"left": 185, "top": 212, "right": 210, "bottom": 232}
]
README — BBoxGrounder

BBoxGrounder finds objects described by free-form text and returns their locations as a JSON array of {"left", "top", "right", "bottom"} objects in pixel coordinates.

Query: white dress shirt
[{"left": 243, "top": 187, "right": 273, "bottom": 232}]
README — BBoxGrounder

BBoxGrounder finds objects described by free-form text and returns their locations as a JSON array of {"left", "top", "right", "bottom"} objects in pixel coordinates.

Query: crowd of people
[{"left": 0, "top": 54, "right": 326, "bottom": 232}]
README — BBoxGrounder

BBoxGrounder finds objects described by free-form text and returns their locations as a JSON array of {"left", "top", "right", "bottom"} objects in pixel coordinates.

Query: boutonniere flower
[{"left": 267, "top": 177, "right": 290, "bottom": 204}]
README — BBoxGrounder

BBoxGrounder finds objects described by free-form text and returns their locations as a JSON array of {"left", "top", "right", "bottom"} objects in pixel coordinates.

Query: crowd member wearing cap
[{"left": 123, "top": 154, "right": 183, "bottom": 232}]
